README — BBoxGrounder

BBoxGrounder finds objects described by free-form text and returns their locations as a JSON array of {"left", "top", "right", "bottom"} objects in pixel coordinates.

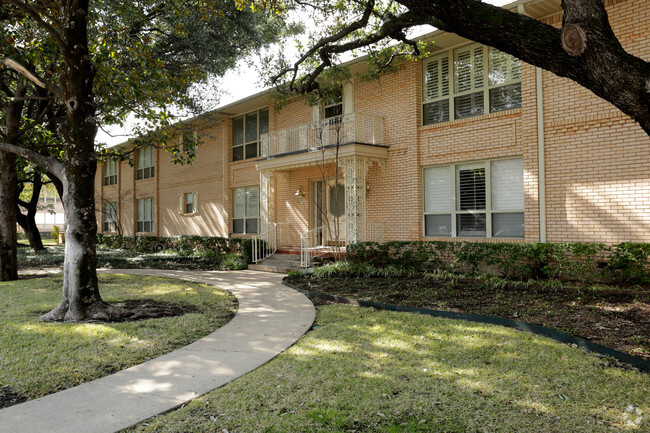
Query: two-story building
[{"left": 95, "top": 0, "right": 650, "bottom": 266}]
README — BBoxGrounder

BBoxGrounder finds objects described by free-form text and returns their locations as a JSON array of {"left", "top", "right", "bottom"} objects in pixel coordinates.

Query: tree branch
[
  {"left": 0, "top": 58, "right": 65, "bottom": 101},
  {"left": 0, "top": 142, "right": 65, "bottom": 182}
]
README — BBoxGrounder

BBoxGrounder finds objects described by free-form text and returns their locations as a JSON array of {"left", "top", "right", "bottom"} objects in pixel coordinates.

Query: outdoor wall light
[{"left": 295, "top": 186, "right": 306, "bottom": 203}]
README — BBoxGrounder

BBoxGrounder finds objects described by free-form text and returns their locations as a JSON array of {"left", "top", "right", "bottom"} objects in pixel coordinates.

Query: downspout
[
  {"left": 536, "top": 67, "right": 546, "bottom": 243},
  {"left": 222, "top": 118, "right": 226, "bottom": 238}
]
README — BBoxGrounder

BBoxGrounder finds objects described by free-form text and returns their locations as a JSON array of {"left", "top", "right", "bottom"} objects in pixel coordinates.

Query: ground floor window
[
  {"left": 103, "top": 202, "right": 118, "bottom": 232},
  {"left": 233, "top": 186, "right": 259, "bottom": 234},
  {"left": 137, "top": 198, "right": 155, "bottom": 233},
  {"left": 423, "top": 157, "right": 524, "bottom": 238}
]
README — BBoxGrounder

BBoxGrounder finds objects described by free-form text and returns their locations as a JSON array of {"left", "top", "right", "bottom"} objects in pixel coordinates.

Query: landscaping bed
[{"left": 287, "top": 273, "right": 650, "bottom": 361}]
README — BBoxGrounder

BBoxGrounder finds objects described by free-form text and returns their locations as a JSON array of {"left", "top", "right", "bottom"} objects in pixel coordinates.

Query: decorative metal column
[
  {"left": 341, "top": 156, "right": 372, "bottom": 244},
  {"left": 259, "top": 169, "right": 273, "bottom": 236}
]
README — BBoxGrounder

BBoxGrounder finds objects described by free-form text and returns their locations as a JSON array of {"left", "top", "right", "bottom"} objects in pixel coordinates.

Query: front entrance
[{"left": 311, "top": 179, "right": 346, "bottom": 246}]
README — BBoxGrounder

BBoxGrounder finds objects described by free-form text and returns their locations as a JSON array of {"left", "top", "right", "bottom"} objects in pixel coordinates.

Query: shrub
[
  {"left": 220, "top": 253, "right": 247, "bottom": 271},
  {"left": 606, "top": 242, "right": 650, "bottom": 285}
]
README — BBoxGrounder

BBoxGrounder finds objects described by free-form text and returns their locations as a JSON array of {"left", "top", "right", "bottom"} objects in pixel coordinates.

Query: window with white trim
[
  {"left": 104, "top": 159, "right": 117, "bottom": 186},
  {"left": 136, "top": 147, "right": 155, "bottom": 180},
  {"left": 103, "top": 202, "right": 118, "bottom": 232},
  {"left": 323, "top": 86, "right": 343, "bottom": 119},
  {"left": 178, "top": 192, "right": 198, "bottom": 214},
  {"left": 422, "top": 43, "right": 521, "bottom": 125},
  {"left": 233, "top": 109, "right": 269, "bottom": 161},
  {"left": 137, "top": 198, "right": 155, "bottom": 233},
  {"left": 232, "top": 186, "right": 259, "bottom": 234},
  {"left": 423, "top": 158, "right": 524, "bottom": 238}
]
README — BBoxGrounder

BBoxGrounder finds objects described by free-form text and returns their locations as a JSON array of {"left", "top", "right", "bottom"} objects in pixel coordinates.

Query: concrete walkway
[{"left": 0, "top": 269, "right": 315, "bottom": 433}]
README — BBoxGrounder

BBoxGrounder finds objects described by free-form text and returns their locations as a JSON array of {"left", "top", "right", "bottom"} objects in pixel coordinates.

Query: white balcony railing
[{"left": 261, "top": 113, "right": 384, "bottom": 158}]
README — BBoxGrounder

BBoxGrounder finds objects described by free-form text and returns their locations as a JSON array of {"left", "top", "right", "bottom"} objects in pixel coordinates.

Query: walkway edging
[{"left": 283, "top": 279, "right": 650, "bottom": 373}]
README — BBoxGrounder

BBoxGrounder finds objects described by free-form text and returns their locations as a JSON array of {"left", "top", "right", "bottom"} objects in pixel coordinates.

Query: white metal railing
[
  {"left": 301, "top": 225, "right": 325, "bottom": 268},
  {"left": 261, "top": 113, "right": 384, "bottom": 158},
  {"left": 252, "top": 223, "right": 278, "bottom": 263}
]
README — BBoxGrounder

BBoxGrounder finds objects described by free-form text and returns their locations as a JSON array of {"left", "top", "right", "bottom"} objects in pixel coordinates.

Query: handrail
[
  {"left": 300, "top": 225, "right": 324, "bottom": 268},
  {"left": 252, "top": 222, "right": 277, "bottom": 263},
  {"left": 261, "top": 113, "right": 384, "bottom": 158}
]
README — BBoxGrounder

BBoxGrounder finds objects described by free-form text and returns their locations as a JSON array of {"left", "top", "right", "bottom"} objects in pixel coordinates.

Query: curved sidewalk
[{"left": 0, "top": 269, "right": 315, "bottom": 433}]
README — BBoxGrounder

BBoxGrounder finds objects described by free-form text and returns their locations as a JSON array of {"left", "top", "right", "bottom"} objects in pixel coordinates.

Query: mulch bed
[{"left": 288, "top": 275, "right": 650, "bottom": 361}]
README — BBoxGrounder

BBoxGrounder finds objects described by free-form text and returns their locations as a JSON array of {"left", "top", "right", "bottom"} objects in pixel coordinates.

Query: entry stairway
[{"left": 248, "top": 248, "right": 302, "bottom": 273}]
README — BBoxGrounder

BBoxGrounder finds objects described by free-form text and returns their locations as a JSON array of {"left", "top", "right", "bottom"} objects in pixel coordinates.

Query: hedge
[{"left": 346, "top": 241, "right": 650, "bottom": 286}]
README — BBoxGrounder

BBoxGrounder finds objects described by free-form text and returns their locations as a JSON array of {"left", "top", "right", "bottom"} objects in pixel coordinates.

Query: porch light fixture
[{"left": 295, "top": 186, "right": 306, "bottom": 203}]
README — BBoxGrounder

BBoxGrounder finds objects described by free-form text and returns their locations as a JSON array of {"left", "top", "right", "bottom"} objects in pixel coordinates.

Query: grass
[
  {"left": 128, "top": 305, "right": 649, "bottom": 432},
  {"left": 0, "top": 274, "right": 237, "bottom": 405}
]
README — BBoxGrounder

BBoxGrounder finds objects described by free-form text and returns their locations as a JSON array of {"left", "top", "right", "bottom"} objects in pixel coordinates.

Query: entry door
[{"left": 325, "top": 179, "right": 346, "bottom": 245}]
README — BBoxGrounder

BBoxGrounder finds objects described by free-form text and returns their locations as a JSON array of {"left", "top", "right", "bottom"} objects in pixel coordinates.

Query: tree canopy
[
  {"left": 0, "top": 0, "right": 292, "bottom": 319},
  {"left": 270, "top": 0, "right": 650, "bottom": 136}
]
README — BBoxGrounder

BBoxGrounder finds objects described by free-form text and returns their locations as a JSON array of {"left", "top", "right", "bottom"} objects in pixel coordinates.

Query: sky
[{"left": 96, "top": 0, "right": 514, "bottom": 146}]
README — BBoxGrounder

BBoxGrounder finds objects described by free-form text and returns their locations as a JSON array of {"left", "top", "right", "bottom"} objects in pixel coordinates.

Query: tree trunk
[
  {"left": 0, "top": 151, "right": 18, "bottom": 281},
  {"left": 16, "top": 173, "right": 45, "bottom": 252},
  {"left": 40, "top": 0, "right": 113, "bottom": 321}
]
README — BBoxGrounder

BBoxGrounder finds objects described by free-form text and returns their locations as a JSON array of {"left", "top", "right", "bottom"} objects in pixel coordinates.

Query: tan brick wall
[
  {"left": 96, "top": 0, "right": 650, "bottom": 246},
  {"left": 541, "top": 0, "right": 650, "bottom": 243}
]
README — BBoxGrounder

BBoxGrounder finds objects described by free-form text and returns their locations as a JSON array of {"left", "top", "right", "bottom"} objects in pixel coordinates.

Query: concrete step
[{"left": 249, "top": 253, "right": 302, "bottom": 274}]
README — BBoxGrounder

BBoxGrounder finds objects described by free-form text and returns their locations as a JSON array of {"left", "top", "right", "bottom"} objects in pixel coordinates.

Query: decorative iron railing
[
  {"left": 252, "top": 223, "right": 277, "bottom": 263},
  {"left": 261, "top": 113, "right": 384, "bottom": 158}
]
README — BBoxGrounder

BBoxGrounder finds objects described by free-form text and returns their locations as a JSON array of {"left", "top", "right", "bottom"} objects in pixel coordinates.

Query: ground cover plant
[
  {"left": 0, "top": 274, "right": 237, "bottom": 408},
  {"left": 127, "top": 305, "right": 649, "bottom": 432},
  {"left": 287, "top": 265, "right": 650, "bottom": 361}
]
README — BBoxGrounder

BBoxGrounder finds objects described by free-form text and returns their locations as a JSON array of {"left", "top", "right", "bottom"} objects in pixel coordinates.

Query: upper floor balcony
[{"left": 260, "top": 113, "right": 385, "bottom": 160}]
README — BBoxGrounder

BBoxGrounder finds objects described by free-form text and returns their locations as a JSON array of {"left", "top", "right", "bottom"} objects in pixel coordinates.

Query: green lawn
[
  {"left": 128, "top": 305, "right": 649, "bottom": 432},
  {"left": 0, "top": 274, "right": 237, "bottom": 406}
]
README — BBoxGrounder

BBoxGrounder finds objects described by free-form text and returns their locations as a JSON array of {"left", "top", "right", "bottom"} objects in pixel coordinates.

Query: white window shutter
[
  {"left": 192, "top": 192, "right": 198, "bottom": 213},
  {"left": 178, "top": 193, "right": 184, "bottom": 214},
  {"left": 424, "top": 166, "right": 452, "bottom": 213},
  {"left": 424, "top": 55, "right": 449, "bottom": 101},
  {"left": 488, "top": 48, "right": 521, "bottom": 86},
  {"left": 246, "top": 187, "right": 259, "bottom": 218},
  {"left": 233, "top": 188, "right": 245, "bottom": 218},
  {"left": 491, "top": 158, "right": 524, "bottom": 210}
]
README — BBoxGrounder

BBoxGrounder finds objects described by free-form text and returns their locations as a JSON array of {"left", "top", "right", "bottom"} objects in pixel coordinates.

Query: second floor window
[
  {"left": 323, "top": 87, "right": 343, "bottom": 119},
  {"left": 104, "top": 159, "right": 117, "bottom": 186},
  {"left": 233, "top": 108, "right": 269, "bottom": 161},
  {"left": 422, "top": 43, "right": 522, "bottom": 126},
  {"left": 136, "top": 147, "right": 155, "bottom": 180}
]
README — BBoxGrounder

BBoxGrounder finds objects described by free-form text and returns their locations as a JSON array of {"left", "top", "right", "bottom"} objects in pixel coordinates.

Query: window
[
  {"left": 233, "top": 108, "right": 269, "bottom": 161},
  {"left": 104, "top": 159, "right": 117, "bottom": 186},
  {"left": 178, "top": 192, "right": 198, "bottom": 214},
  {"left": 137, "top": 198, "right": 155, "bottom": 233},
  {"left": 323, "top": 87, "right": 343, "bottom": 119},
  {"left": 423, "top": 158, "right": 524, "bottom": 238},
  {"left": 232, "top": 186, "right": 259, "bottom": 234},
  {"left": 136, "top": 147, "right": 155, "bottom": 180},
  {"left": 423, "top": 44, "right": 521, "bottom": 125},
  {"left": 103, "top": 202, "right": 118, "bottom": 232}
]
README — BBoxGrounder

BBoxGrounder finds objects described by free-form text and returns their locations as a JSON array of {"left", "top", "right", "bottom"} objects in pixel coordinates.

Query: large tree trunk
[
  {"left": 16, "top": 173, "right": 45, "bottom": 252},
  {"left": 40, "top": 0, "right": 112, "bottom": 321},
  {"left": 0, "top": 151, "right": 18, "bottom": 281}
]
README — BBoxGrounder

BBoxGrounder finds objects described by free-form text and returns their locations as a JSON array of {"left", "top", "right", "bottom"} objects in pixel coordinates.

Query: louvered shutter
[
  {"left": 245, "top": 187, "right": 259, "bottom": 218},
  {"left": 424, "top": 55, "right": 450, "bottom": 101},
  {"left": 424, "top": 166, "right": 452, "bottom": 213},
  {"left": 178, "top": 194, "right": 184, "bottom": 214},
  {"left": 456, "top": 164, "right": 486, "bottom": 211},
  {"left": 192, "top": 192, "right": 198, "bottom": 214},
  {"left": 233, "top": 189, "right": 245, "bottom": 219},
  {"left": 491, "top": 159, "right": 524, "bottom": 210},
  {"left": 488, "top": 48, "right": 521, "bottom": 86},
  {"left": 454, "top": 45, "right": 484, "bottom": 94}
]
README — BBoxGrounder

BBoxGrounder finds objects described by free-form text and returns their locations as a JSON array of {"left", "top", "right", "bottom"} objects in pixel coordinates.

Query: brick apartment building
[{"left": 95, "top": 0, "right": 650, "bottom": 263}]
